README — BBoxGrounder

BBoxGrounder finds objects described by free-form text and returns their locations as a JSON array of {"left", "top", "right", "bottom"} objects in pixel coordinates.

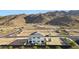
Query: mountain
[
  {"left": 68, "top": 10, "right": 79, "bottom": 15},
  {"left": 0, "top": 10, "right": 79, "bottom": 28},
  {"left": 0, "top": 14, "right": 27, "bottom": 26},
  {"left": 24, "top": 11, "right": 79, "bottom": 27}
]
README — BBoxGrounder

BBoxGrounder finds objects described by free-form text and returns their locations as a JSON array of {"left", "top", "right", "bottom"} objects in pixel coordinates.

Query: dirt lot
[{"left": 0, "top": 24, "right": 78, "bottom": 45}]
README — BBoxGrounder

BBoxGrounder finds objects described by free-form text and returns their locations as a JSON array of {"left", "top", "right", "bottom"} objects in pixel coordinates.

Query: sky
[{"left": 0, "top": 10, "right": 51, "bottom": 16}]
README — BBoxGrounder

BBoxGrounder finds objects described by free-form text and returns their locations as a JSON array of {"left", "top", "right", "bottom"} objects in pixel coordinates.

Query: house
[{"left": 27, "top": 32, "right": 46, "bottom": 45}]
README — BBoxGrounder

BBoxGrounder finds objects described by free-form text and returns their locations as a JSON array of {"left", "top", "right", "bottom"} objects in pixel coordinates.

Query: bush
[
  {"left": 8, "top": 46, "right": 13, "bottom": 49},
  {"left": 21, "top": 46, "right": 25, "bottom": 49},
  {"left": 46, "top": 46, "right": 50, "bottom": 49},
  {"left": 0, "top": 46, "right": 2, "bottom": 49},
  {"left": 55, "top": 46, "right": 61, "bottom": 49},
  {"left": 33, "top": 46, "right": 37, "bottom": 49},
  {"left": 69, "top": 41, "right": 75, "bottom": 46}
]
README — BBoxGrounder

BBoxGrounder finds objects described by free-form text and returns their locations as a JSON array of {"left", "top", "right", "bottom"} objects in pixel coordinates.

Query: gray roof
[{"left": 30, "top": 32, "right": 44, "bottom": 37}]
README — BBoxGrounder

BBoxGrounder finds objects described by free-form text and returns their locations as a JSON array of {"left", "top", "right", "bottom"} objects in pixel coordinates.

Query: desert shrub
[
  {"left": 55, "top": 46, "right": 61, "bottom": 49},
  {"left": 69, "top": 41, "right": 75, "bottom": 46},
  {"left": 46, "top": 46, "right": 50, "bottom": 49},
  {"left": 21, "top": 46, "right": 25, "bottom": 49},
  {"left": 33, "top": 46, "right": 37, "bottom": 49},
  {"left": 8, "top": 46, "right": 13, "bottom": 49}
]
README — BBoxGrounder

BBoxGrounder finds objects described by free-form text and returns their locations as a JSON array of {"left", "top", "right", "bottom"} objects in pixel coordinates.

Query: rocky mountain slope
[
  {"left": 0, "top": 10, "right": 79, "bottom": 28},
  {"left": 0, "top": 14, "right": 27, "bottom": 26}
]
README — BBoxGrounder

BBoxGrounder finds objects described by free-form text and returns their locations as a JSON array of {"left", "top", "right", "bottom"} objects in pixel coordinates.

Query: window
[
  {"left": 33, "top": 41, "right": 35, "bottom": 43},
  {"left": 41, "top": 41, "right": 44, "bottom": 43},
  {"left": 29, "top": 41, "right": 32, "bottom": 43},
  {"left": 38, "top": 41, "right": 40, "bottom": 42},
  {"left": 37, "top": 37, "right": 40, "bottom": 39},
  {"left": 33, "top": 37, "right": 35, "bottom": 39},
  {"left": 41, "top": 41, "right": 45, "bottom": 44}
]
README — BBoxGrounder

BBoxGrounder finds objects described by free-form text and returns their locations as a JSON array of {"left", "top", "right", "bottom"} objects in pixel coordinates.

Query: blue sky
[{"left": 0, "top": 10, "right": 51, "bottom": 16}]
